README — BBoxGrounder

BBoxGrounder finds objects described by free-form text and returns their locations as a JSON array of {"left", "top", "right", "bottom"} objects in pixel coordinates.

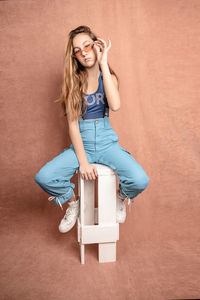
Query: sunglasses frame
[{"left": 72, "top": 41, "right": 95, "bottom": 58}]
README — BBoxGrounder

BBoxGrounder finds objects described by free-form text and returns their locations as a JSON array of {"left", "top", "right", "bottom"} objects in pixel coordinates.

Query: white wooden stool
[{"left": 77, "top": 163, "right": 119, "bottom": 264}]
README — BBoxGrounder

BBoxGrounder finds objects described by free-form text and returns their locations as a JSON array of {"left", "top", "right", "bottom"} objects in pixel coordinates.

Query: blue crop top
[{"left": 81, "top": 71, "right": 109, "bottom": 120}]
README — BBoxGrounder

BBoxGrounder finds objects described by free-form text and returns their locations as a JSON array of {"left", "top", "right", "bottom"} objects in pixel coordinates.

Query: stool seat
[
  {"left": 77, "top": 163, "right": 119, "bottom": 264},
  {"left": 91, "top": 163, "right": 115, "bottom": 176}
]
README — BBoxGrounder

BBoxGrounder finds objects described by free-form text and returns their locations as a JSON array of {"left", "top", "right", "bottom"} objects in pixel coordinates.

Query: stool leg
[
  {"left": 80, "top": 244, "right": 85, "bottom": 264},
  {"left": 99, "top": 242, "right": 116, "bottom": 263},
  {"left": 98, "top": 173, "right": 118, "bottom": 263},
  {"left": 77, "top": 218, "right": 80, "bottom": 242},
  {"left": 78, "top": 170, "right": 95, "bottom": 264}
]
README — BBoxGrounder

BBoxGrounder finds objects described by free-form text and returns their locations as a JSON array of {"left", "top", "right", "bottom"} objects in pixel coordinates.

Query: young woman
[{"left": 34, "top": 25, "right": 149, "bottom": 233}]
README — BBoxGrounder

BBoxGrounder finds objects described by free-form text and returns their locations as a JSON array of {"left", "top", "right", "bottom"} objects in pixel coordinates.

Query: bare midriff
[{"left": 84, "top": 118, "right": 104, "bottom": 121}]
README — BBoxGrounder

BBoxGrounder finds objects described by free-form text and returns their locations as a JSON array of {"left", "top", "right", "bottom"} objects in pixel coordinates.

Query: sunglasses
[{"left": 72, "top": 42, "right": 95, "bottom": 58}]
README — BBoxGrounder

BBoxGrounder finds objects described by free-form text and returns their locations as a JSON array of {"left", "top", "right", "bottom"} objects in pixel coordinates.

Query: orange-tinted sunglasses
[{"left": 72, "top": 42, "right": 95, "bottom": 58}]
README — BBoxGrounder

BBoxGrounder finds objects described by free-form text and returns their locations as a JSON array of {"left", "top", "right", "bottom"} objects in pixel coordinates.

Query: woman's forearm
[
  {"left": 69, "top": 127, "right": 88, "bottom": 165},
  {"left": 100, "top": 63, "right": 120, "bottom": 111}
]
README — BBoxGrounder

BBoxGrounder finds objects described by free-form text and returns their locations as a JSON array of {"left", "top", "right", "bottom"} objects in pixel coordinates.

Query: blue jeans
[{"left": 34, "top": 116, "right": 149, "bottom": 207}]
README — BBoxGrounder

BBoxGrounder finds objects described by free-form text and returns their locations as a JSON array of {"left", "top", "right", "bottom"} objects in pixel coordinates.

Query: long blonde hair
[{"left": 55, "top": 25, "right": 119, "bottom": 121}]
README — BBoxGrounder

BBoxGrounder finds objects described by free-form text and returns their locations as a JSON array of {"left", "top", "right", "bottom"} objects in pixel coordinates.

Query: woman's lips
[{"left": 85, "top": 58, "right": 91, "bottom": 61}]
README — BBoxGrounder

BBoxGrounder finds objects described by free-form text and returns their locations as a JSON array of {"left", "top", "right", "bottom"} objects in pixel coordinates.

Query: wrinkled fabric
[{"left": 35, "top": 116, "right": 149, "bottom": 206}]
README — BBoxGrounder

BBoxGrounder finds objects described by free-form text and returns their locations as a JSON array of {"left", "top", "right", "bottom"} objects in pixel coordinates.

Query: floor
[{"left": 1, "top": 203, "right": 200, "bottom": 300}]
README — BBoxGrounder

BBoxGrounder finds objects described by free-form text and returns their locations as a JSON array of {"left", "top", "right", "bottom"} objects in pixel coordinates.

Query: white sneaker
[
  {"left": 59, "top": 195, "right": 80, "bottom": 233},
  {"left": 116, "top": 189, "right": 134, "bottom": 223},
  {"left": 116, "top": 189, "right": 127, "bottom": 223}
]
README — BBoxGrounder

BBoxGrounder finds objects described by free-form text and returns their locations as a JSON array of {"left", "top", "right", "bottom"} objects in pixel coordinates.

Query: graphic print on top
[{"left": 81, "top": 71, "right": 109, "bottom": 120}]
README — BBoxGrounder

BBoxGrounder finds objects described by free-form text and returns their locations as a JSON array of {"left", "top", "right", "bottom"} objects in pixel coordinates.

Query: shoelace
[
  {"left": 48, "top": 189, "right": 75, "bottom": 211},
  {"left": 118, "top": 189, "right": 134, "bottom": 213},
  {"left": 48, "top": 196, "right": 64, "bottom": 210}
]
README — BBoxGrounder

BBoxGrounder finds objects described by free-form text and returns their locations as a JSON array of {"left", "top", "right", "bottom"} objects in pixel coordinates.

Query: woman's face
[{"left": 72, "top": 33, "right": 97, "bottom": 67}]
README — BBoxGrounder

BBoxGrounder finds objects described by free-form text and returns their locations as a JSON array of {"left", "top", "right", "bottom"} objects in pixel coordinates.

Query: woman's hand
[
  {"left": 93, "top": 38, "right": 111, "bottom": 66},
  {"left": 79, "top": 162, "right": 98, "bottom": 180}
]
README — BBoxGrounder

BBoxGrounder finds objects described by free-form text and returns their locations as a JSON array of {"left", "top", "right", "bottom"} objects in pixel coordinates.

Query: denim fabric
[{"left": 34, "top": 116, "right": 149, "bottom": 206}]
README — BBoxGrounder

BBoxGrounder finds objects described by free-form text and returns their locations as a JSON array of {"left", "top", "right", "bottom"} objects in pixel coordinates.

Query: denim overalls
[{"left": 34, "top": 116, "right": 149, "bottom": 210}]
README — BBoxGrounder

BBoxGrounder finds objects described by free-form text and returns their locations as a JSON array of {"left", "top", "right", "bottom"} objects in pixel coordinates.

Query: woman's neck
[
  {"left": 83, "top": 62, "right": 101, "bottom": 94},
  {"left": 86, "top": 61, "right": 100, "bottom": 81}
]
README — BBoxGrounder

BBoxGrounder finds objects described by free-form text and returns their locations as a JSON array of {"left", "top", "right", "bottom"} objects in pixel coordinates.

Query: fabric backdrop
[{"left": 0, "top": 0, "right": 200, "bottom": 299}]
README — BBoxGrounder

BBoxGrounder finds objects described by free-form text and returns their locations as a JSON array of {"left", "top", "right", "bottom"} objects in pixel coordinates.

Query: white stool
[{"left": 77, "top": 163, "right": 119, "bottom": 264}]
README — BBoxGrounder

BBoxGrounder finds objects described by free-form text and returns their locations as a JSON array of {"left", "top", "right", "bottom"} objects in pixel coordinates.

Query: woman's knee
[
  {"left": 127, "top": 168, "right": 149, "bottom": 191},
  {"left": 135, "top": 170, "right": 149, "bottom": 190},
  {"left": 34, "top": 167, "right": 50, "bottom": 187}
]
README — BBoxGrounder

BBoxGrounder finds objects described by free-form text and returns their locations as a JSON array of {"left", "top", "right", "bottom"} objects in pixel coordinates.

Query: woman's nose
[{"left": 81, "top": 50, "right": 87, "bottom": 56}]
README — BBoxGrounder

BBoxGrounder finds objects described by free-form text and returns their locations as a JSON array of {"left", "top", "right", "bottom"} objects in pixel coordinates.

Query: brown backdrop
[{"left": 1, "top": 1, "right": 200, "bottom": 299}]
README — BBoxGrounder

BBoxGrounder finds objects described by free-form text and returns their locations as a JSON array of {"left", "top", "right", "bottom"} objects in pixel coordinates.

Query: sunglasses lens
[
  {"left": 74, "top": 50, "right": 81, "bottom": 57},
  {"left": 84, "top": 43, "right": 93, "bottom": 52},
  {"left": 73, "top": 42, "right": 94, "bottom": 57}
]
